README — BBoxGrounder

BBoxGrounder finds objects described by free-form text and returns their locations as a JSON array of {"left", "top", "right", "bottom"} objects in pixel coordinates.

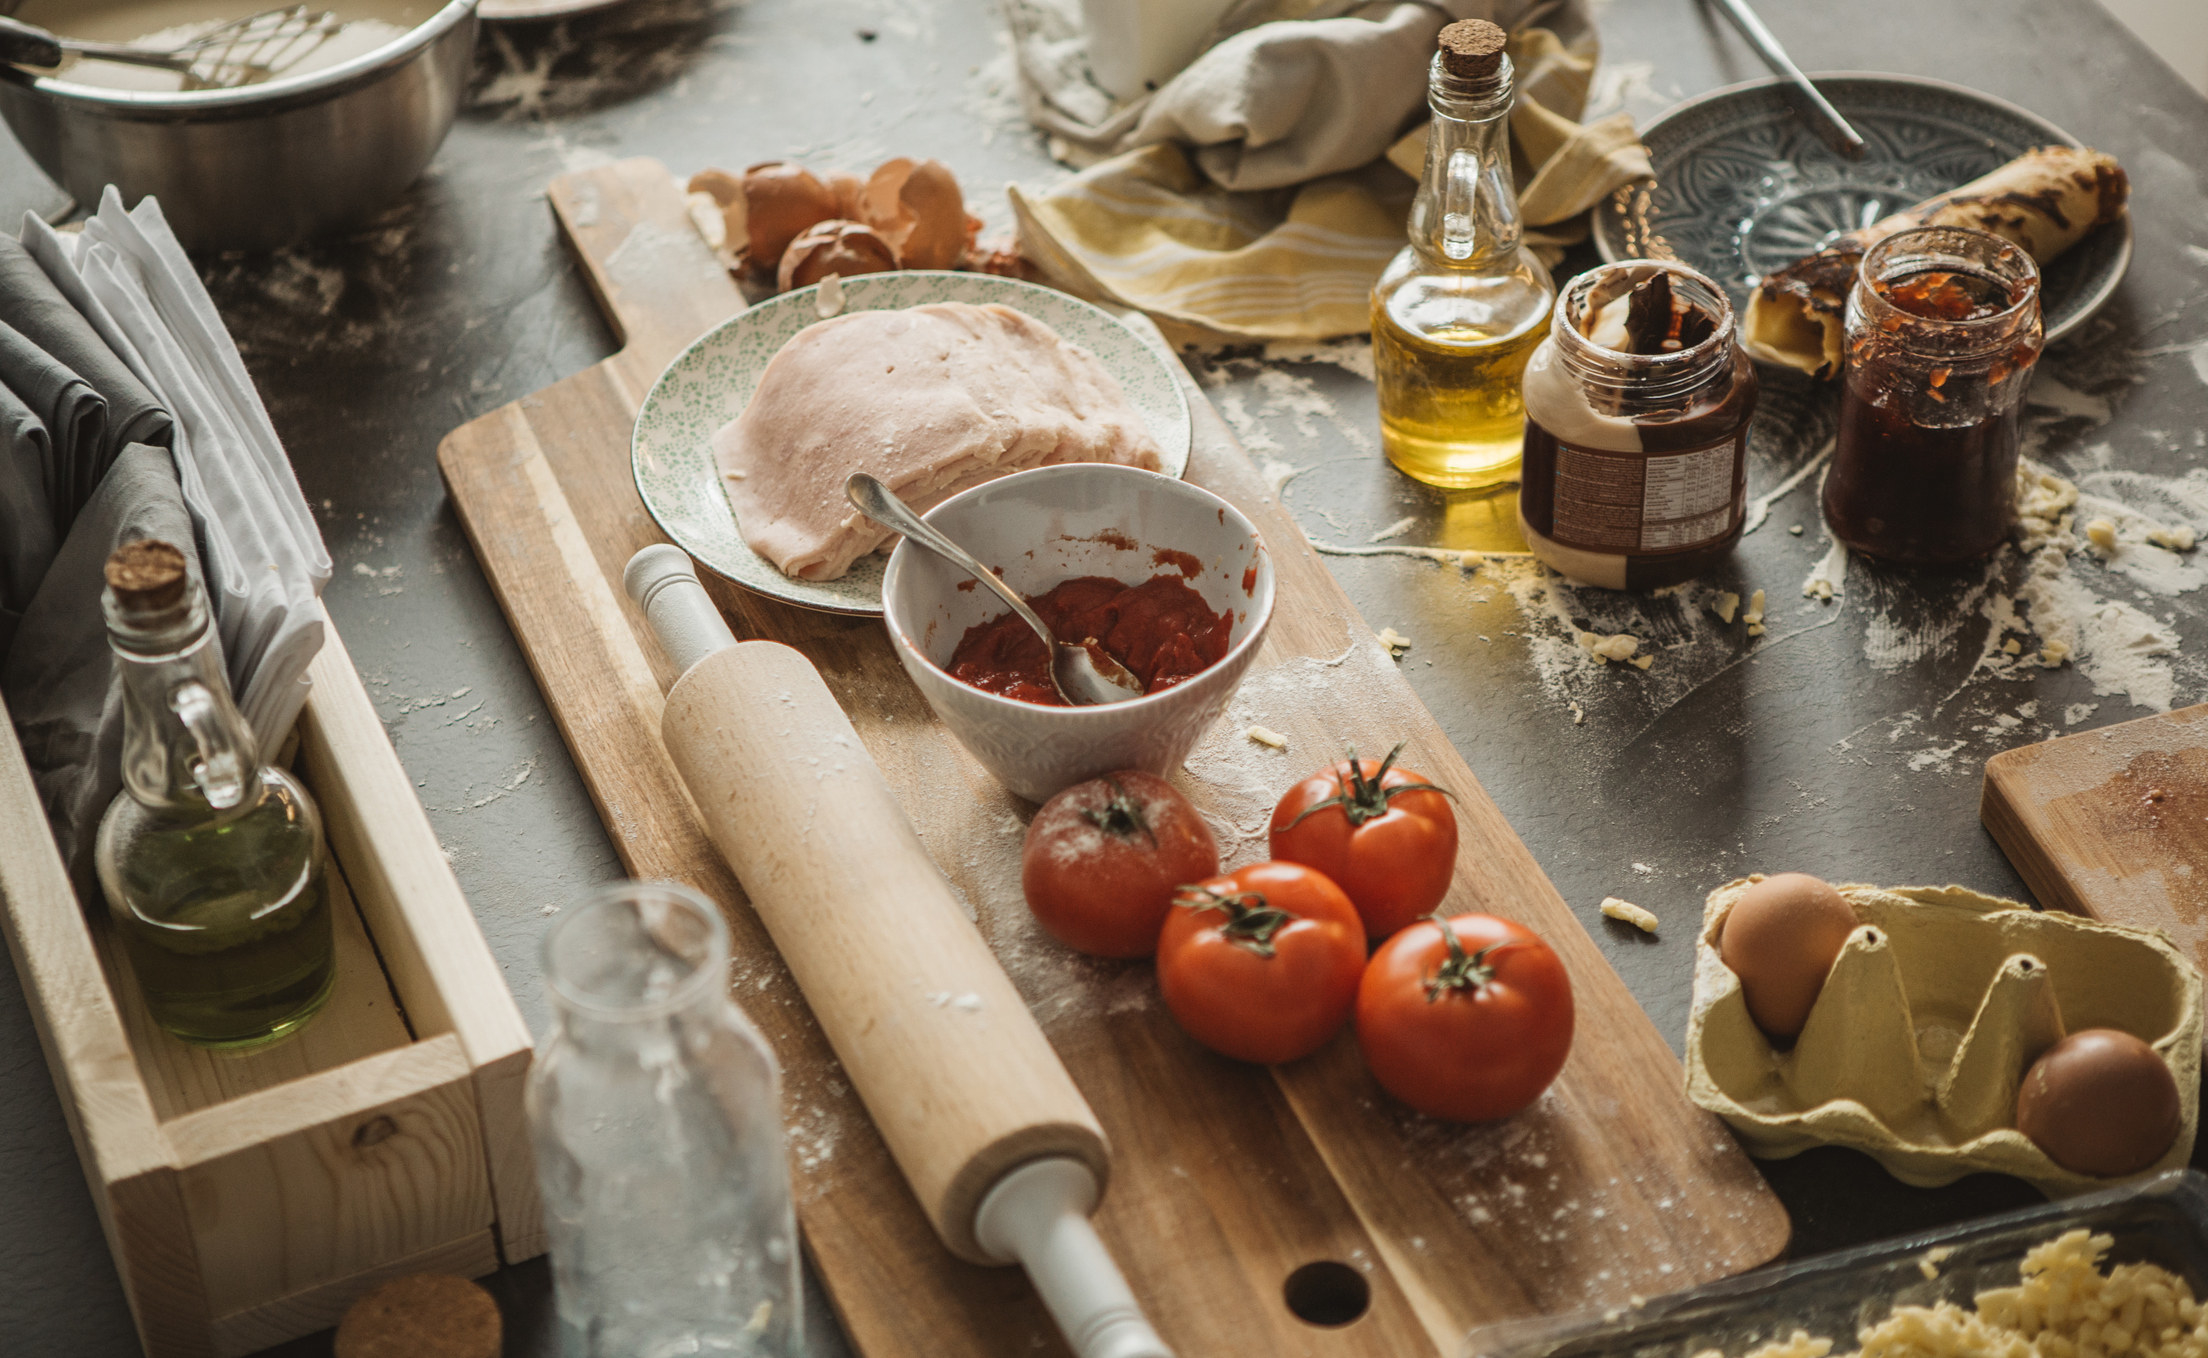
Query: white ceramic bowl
[{"left": 882, "top": 465, "right": 1275, "bottom": 805}]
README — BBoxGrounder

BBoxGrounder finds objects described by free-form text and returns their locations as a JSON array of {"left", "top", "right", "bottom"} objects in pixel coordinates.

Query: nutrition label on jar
[{"left": 1552, "top": 435, "right": 1742, "bottom": 552}]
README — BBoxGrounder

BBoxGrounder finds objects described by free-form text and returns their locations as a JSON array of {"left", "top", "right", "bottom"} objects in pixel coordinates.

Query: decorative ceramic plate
[
  {"left": 632, "top": 270, "right": 1194, "bottom": 616},
  {"left": 1595, "top": 73, "right": 2131, "bottom": 345}
]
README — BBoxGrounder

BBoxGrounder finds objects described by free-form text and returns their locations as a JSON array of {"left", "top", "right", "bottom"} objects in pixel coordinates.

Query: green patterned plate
[{"left": 631, "top": 271, "right": 1194, "bottom": 616}]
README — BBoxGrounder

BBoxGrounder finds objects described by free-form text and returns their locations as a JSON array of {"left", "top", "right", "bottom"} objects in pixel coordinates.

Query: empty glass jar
[{"left": 527, "top": 881, "right": 801, "bottom": 1358}]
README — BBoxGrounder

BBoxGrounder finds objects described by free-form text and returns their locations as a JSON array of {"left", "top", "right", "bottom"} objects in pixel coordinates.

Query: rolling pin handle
[
  {"left": 975, "top": 1158, "right": 1175, "bottom": 1358},
  {"left": 624, "top": 544, "right": 738, "bottom": 678}
]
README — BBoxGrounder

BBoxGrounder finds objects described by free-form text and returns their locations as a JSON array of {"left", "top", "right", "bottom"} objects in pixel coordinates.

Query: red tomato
[
  {"left": 1021, "top": 771, "right": 1219, "bottom": 958},
  {"left": 1357, "top": 914, "right": 1574, "bottom": 1122},
  {"left": 1269, "top": 743, "right": 1458, "bottom": 942},
  {"left": 1156, "top": 862, "right": 1366, "bottom": 1064}
]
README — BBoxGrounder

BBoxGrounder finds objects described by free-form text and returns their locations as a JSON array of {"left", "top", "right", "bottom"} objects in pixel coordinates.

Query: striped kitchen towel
[{"left": 1007, "top": 6, "right": 1649, "bottom": 342}]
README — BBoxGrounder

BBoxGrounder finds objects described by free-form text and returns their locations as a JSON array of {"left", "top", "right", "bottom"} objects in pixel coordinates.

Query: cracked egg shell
[
  {"left": 2017, "top": 1028, "right": 2182, "bottom": 1177},
  {"left": 824, "top": 169, "right": 867, "bottom": 221},
  {"left": 777, "top": 219, "right": 899, "bottom": 292},
  {"left": 859, "top": 157, "right": 970, "bottom": 270},
  {"left": 1718, "top": 872, "right": 1859, "bottom": 1040},
  {"left": 685, "top": 169, "right": 746, "bottom": 265},
  {"left": 741, "top": 161, "right": 841, "bottom": 272}
]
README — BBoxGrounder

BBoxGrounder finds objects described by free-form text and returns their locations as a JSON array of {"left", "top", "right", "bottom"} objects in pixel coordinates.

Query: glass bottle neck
[
  {"left": 1407, "top": 53, "right": 1523, "bottom": 267},
  {"left": 110, "top": 598, "right": 257, "bottom": 817}
]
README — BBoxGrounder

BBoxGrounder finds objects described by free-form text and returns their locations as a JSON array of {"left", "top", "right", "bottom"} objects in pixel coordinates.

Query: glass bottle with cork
[
  {"left": 1372, "top": 18, "right": 1556, "bottom": 491},
  {"left": 93, "top": 539, "right": 335, "bottom": 1048}
]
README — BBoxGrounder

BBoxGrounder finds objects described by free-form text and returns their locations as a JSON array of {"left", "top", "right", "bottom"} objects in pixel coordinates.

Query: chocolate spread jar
[
  {"left": 1518, "top": 261, "right": 1757, "bottom": 590},
  {"left": 1823, "top": 225, "right": 2043, "bottom": 566}
]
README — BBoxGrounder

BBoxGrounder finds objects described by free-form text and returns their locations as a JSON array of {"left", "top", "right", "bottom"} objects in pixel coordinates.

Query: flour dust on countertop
[{"left": 1185, "top": 330, "right": 2208, "bottom": 790}]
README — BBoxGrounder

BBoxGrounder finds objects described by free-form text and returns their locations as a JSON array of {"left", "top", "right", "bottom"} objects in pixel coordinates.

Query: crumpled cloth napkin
[
  {"left": 1002, "top": 0, "right": 1650, "bottom": 341},
  {"left": 24, "top": 190, "right": 331, "bottom": 752},
  {"left": 0, "top": 233, "right": 173, "bottom": 655}
]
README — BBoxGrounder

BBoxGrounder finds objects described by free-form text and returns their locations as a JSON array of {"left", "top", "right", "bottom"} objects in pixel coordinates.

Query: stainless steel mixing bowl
[{"left": 0, "top": 2, "right": 479, "bottom": 252}]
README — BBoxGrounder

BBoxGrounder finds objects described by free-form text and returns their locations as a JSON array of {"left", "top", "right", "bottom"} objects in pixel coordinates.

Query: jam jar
[
  {"left": 1518, "top": 260, "right": 1758, "bottom": 590},
  {"left": 1823, "top": 225, "right": 2042, "bottom": 565}
]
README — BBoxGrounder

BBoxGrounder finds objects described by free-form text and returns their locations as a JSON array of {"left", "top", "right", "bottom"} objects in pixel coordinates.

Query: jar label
[{"left": 1549, "top": 434, "right": 1744, "bottom": 554}]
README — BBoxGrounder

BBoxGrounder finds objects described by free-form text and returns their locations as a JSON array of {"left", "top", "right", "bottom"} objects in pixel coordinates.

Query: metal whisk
[{"left": 0, "top": 6, "right": 344, "bottom": 91}]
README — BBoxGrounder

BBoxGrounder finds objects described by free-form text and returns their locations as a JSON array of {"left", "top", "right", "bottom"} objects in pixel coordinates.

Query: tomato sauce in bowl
[{"left": 945, "top": 573, "right": 1233, "bottom": 706}]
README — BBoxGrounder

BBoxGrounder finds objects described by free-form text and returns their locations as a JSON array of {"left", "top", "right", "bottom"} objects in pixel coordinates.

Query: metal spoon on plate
[{"left": 845, "top": 473, "right": 1145, "bottom": 707}]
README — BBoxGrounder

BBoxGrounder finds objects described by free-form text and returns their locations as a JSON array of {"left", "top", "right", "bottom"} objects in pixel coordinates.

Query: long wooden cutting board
[
  {"left": 437, "top": 158, "right": 1788, "bottom": 1358},
  {"left": 1984, "top": 703, "right": 2208, "bottom": 972}
]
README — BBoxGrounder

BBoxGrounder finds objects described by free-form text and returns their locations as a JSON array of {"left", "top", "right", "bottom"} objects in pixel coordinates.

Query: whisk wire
[{"left": 175, "top": 6, "right": 345, "bottom": 89}]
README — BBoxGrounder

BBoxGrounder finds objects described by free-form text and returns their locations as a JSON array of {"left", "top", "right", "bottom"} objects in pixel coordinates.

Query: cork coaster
[{"left": 333, "top": 1274, "right": 502, "bottom": 1358}]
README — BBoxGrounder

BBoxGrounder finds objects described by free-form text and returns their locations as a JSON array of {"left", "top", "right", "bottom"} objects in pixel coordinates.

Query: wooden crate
[{"left": 0, "top": 613, "right": 541, "bottom": 1358}]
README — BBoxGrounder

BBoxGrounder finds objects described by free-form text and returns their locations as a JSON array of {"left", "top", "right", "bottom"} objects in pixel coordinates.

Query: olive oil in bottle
[
  {"left": 1371, "top": 20, "right": 1555, "bottom": 491},
  {"left": 94, "top": 540, "right": 334, "bottom": 1049}
]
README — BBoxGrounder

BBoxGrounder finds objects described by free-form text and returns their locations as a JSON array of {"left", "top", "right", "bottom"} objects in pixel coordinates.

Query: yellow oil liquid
[{"left": 1373, "top": 307, "right": 1548, "bottom": 491}]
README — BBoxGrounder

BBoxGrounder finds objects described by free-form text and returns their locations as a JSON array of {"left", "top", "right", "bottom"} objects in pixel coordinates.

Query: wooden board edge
[
  {"left": 0, "top": 692, "right": 171, "bottom": 1181},
  {"left": 300, "top": 611, "right": 537, "bottom": 1069},
  {"left": 474, "top": 1043, "right": 546, "bottom": 1263},
  {"left": 109, "top": 1163, "right": 218, "bottom": 1358},
  {"left": 159, "top": 1034, "right": 474, "bottom": 1165},
  {"left": 1980, "top": 758, "right": 2076, "bottom": 914},
  {"left": 210, "top": 1228, "right": 500, "bottom": 1357},
  {"left": 545, "top": 157, "right": 749, "bottom": 400},
  {"left": 0, "top": 691, "right": 207, "bottom": 1355}
]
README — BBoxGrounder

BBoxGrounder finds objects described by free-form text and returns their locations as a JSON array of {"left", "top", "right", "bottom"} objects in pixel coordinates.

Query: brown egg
[
  {"left": 777, "top": 220, "right": 900, "bottom": 292},
  {"left": 740, "top": 161, "right": 841, "bottom": 272},
  {"left": 1717, "top": 872, "right": 1859, "bottom": 1040},
  {"left": 2016, "top": 1028, "right": 2181, "bottom": 1177}
]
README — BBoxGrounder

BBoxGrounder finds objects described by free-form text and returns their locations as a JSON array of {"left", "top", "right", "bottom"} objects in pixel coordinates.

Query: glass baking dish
[{"left": 1461, "top": 1169, "right": 2208, "bottom": 1358}]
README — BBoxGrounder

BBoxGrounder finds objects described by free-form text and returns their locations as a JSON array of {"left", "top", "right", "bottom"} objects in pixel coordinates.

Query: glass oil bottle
[
  {"left": 1372, "top": 19, "right": 1556, "bottom": 490},
  {"left": 94, "top": 539, "right": 334, "bottom": 1048}
]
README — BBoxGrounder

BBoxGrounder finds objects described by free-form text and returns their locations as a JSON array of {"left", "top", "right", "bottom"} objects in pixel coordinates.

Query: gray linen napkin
[
  {"left": 0, "top": 377, "right": 54, "bottom": 654},
  {"left": 0, "top": 233, "right": 172, "bottom": 514},
  {"left": 2, "top": 443, "right": 202, "bottom": 892}
]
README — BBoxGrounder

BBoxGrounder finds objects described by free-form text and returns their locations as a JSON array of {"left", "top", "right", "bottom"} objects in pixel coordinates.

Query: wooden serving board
[
  {"left": 1984, "top": 703, "right": 2208, "bottom": 971},
  {"left": 437, "top": 159, "right": 1789, "bottom": 1358}
]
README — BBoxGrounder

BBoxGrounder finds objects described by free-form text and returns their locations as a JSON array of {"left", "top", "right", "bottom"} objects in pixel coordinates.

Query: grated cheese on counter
[
  {"left": 1713, "top": 591, "right": 1741, "bottom": 624},
  {"left": 1600, "top": 897, "right": 1658, "bottom": 933},
  {"left": 1245, "top": 725, "right": 1288, "bottom": 749},
  {"left": 1378, "top": 626, "right": 1412, "bottom": 656},
  {"left": 1577, "top": 631, "right": 1641, "bottom": 664}
]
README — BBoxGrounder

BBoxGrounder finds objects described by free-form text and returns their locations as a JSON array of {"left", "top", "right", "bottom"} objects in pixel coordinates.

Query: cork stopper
[
  {"left": 334, "top": 1275, "right": 502, "bottom": 1358},
  {"left": 1438, "top": 19, "right": 1506, "bottom": 78},
  {"left": 104, "top": 539, "right": 188, "bottom": 614}
]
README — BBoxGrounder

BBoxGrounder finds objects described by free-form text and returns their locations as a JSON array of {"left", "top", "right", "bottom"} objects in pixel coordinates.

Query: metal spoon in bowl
[{"left": 846, "top": 473, "right": 1145, "bottom": 707}]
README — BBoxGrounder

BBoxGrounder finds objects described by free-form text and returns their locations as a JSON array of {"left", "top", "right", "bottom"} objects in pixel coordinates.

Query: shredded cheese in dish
[{"left": 1707, "top": 1231, "right": 2208, "bottom": 1358}]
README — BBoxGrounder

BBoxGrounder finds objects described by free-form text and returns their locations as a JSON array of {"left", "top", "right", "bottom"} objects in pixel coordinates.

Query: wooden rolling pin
[{"left": 624, "top": 545, "right": 1171, "bottom": 1358}]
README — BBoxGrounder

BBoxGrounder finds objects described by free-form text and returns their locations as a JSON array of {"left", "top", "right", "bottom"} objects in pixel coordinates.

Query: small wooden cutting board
[
  {"left": 437, "top": 158, "right": 1789, "bottom": 1358},
  {"left": 1984, "top": 703, "right": 2208, "bottom": 968}
]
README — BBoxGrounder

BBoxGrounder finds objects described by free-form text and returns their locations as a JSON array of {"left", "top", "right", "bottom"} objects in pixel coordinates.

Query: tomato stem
[
  {"left": 1079, "top": 776, "right": 1157, "bottom": 848},
  {"left": 1424, "top": 913, "right": 1506, "bottom": 1003},
  {"left": 1284, "top": 742, "right": 1454, "bottom": 831},
  {"left": 1175, "top": 885, "right": 1293, "bottom": 958}
]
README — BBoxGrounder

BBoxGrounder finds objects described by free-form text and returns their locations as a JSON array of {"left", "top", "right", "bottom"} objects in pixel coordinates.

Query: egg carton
[{"left": 1686, "top": 879, "right": 2204, "bottom": 1197}]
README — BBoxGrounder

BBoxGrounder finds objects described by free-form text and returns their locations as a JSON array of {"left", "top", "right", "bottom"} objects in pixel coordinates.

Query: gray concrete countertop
[{"left": 3, "top": 0, "right": 2206, "bottom": 1352}]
